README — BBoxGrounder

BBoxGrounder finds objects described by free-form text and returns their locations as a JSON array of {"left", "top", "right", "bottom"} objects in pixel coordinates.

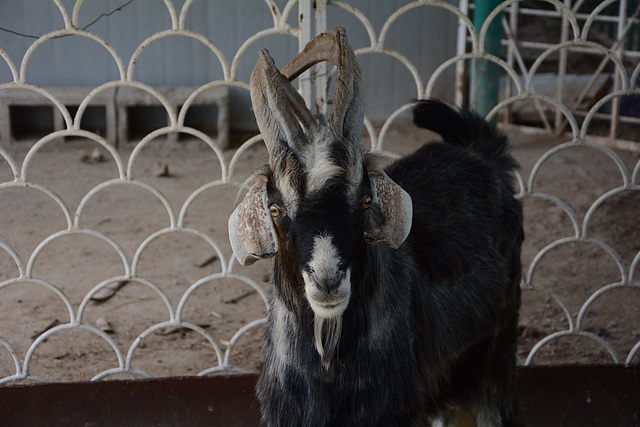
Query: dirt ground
[{"left": 0, "top": 125, "right": 639, "bottom": 383}]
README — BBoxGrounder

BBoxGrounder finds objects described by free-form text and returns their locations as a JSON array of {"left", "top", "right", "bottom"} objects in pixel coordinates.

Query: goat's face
[
  {"left": 229, "top": 28, "right": 412, "bottom": 324},
  {"left": 265, "top": 134, "right": 373, "bottom": 319}
]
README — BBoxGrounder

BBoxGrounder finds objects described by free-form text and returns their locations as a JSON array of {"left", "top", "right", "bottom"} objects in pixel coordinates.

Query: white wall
[{"left": 0, "top": 0, "right": 458, "bottom": 129}]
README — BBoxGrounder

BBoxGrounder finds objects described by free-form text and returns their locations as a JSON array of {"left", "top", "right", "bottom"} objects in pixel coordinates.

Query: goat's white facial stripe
[
  {"left": 306, "top": 156, "right": 342, "bottom": 195},
  {"left": 302, "top": 128, "right": 364, "bottom": 197},
  {"left": 309, "top": 235, "right": 340, "bottom": 280},
  {"left": 303, "top": 235, "right": 351, "bottom": 319},
  {"left": 303, "top": 137, "right": 342, "bottom": 195}
]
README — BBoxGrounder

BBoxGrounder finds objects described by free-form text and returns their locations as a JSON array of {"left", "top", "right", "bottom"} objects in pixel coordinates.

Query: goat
[{"left": 229, "top": 28, "right": 524, "bottom": 427}]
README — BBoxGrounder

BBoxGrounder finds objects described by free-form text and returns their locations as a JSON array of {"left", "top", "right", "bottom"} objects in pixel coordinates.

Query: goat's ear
[
  {"left": 228, "top": 182, "right": 278, "bottom": 266},
  {"left": 366, "top": 170, "right": 413, "bottom": 249}
]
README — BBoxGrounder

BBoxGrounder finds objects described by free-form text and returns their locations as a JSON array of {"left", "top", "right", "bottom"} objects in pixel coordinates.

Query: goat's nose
[
  {"left": 310, "top": 269, "right": 345, "bottom": 293},
  {"left": 317, "top": 276, "right": 342, "bottom": 293}
]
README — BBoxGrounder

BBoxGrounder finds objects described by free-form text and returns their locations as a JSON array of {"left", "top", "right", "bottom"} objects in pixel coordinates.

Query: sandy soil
[{"left": 0, "top": 126, "right": 639, "bottom": 383}]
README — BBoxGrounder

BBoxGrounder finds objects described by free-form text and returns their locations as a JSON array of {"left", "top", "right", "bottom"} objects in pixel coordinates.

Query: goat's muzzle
[{"left": 303, "top": 268, "right": 351, "bottom": 319}]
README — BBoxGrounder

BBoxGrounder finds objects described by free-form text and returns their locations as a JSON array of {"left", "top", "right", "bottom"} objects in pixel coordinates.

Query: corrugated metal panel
[{"left": 0, "top": 0, "right": 458, "bottom": 126}]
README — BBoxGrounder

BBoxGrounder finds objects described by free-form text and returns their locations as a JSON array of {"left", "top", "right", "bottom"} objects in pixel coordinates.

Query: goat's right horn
[
  {"left": 250, "top": 49, "right": 318, "bottom": 160},
  {"left": 281, "top": 27, "right": 365, "bottom": 145}
]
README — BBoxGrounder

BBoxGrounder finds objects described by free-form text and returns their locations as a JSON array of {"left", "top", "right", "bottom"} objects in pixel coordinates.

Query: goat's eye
[
  {"left": 361, "top": 195, "right": 372, "bottom": 209},
  {"left": 269, "top": 204, "right": 282, "bottom": 217}
]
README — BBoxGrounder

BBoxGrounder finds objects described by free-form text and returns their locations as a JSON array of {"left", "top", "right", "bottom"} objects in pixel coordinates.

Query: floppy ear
[
  {"left": 366, "top": 170, "right": 413, "bottom": 249},
  {"left": 228, "top": 182, "right": 278, "bottom": 266}
]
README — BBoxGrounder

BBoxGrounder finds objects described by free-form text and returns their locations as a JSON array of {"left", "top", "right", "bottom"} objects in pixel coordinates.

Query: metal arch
[
  {"left": 126, "top": 128, "right": 226, "bottom": 180},
  {"left": 0, "top": 47, "right": 20, "bottom": 82},
  {"left": 0, "top": 337, "right": 22, "bottom": 383},
  {"left": 222, "top": 318, "right": 268, "bottom": 368},
  {"left": 526, "top": 39, "right": 631, "bottom": 92},
  {"left": 123, "top": 320, "right": 225, "bottom": 374},
  {"left": 130, "top": 227, "right": 227, "bottom": 277},
  {"left": 632, "top": 60, "right": 640, "bottom": 85},
  {"left": 21, "top": 127, "right": 126, "bottom": 179},
  {"left": 175, "top": 273, "right": 269, "bottom": 325},
  {"left": 582, "top": 88, "right": 640, "bottom": 139},
  {"left": 486, "top": 94, "right": 581, "bottom": 134},
  {"left": 329, "top": 1, "right": 378, "bottom": 47},
  {"left": 576, "top": 280, "right": 639, "bottom": 331},
  {"left": 126, "top": 29, "right": 230, "bottom": 82},
  {"left": 74, "top": 178, "right": 176, "bottom": 230},
  {"left": 627, "top": 340, "right": 640, "bottom": 364},
  {"left": 177, "top": 81, "right": 229, "bottom": 126},
  {"left": 631, "top": 251, "right": 640, "bottom": 283},
  {"left": 0, "top": 134, "right": 20, "bottom": 179},
  {"left": 22, "top": 322, "right": 127, "bottom": 380},
  {"left": 24, "top": 229, "right": 130, "bottom": 286},
  {"left": 362, "top": 116, "right": 378, "bottom": 152},
  {"left": 227, "top": 134, "right": 266, "bottom": 185},
  {"left": 230, "top": 28, "right": 300, "bottom": 81},
  {"left": 426, "top": 52, "right": 524, "bottom": 100},
  {"left": 1, "top": 84, "right": 74, "bottom": 132},
  {"left": 378, "top": 0, "right": 478, "bottom": 52},
  {"left": 580, "top": 0, "right": 635, "bottom": 42},
  {"left": 482, "top": 0, "right": 581, "bottom": 51},
  {"left": 2, "top": 0, "right": 640, "bottom": 383},
  {"left": 177, "top": 179, "right": 229, "bottom": 226},
  {"left": 526, "top": 139, "right": 607, "bottom": 194},
  {"left": 583, "top": 187, "right": 636, "bottom": 239},
  {"left": 19, "top": 29, "right": 127, "bottom": 84},
  {"left": 376, "top": 102, "right": 416, "bottom": 154},
  {"left": 519, "top": 192, "right": 581, "bottom": 238},
  {"left": 0, "top": 240, "right": 25, "bottom": 278},
  {"left": 525, "top": 329, "right": 620, "bottom": 365},
  {"left": 525, "top": 236, "right": 622, "bottom": 289},
  {"left": 0, "top": 277, "right": 76, "bottom": 324},
  {"left": 0, "top": 180, "right": 74, "bottom": 230},
  {"left": 154, "top": 227, "right": 227, "bottom": 273},
  {"left": 354, "top": 47, "right": 424, "bottom": 98}
]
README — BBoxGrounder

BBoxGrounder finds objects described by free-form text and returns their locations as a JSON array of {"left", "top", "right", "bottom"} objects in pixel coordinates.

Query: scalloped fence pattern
[{"left": 0, "top": 0, "right": 639, "bottom": 384}]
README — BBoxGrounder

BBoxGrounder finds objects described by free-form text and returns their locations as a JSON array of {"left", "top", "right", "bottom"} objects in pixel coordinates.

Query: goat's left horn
[{"left": 281, "top": 27, "right": 365, "bottom": 145}]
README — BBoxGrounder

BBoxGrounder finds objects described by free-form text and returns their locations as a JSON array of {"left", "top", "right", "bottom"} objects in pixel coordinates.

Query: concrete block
[
  {"left": 0, "top": 85, "right": 229, "bottom": 148},
  {"left": 0, "top": 86, "right": 116, "bottom": 145},
  {"left": 115, "top": 86, "right": 229, "bottom": 148}
]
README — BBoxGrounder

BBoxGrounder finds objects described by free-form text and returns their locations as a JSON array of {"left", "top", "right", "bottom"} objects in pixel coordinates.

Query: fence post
[
  {"left": 469, "top": 0, "right": 502, "bottom": 121},
  {"left": 455, "top": 0, "right": 469, "bottom": 108},
  {"left": 298, "top": 0, "right": 313, "bottom": 106},
  {"left": 314, "top": 0, "right": 328, "bottom": 117},
  {"left": 297, "top": 0, "right": 328, "bottom": 117}
]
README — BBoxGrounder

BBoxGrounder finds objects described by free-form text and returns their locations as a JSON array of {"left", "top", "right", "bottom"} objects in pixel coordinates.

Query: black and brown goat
[{"left": 229, "top": 28, "right": 524, "bottom": 427}]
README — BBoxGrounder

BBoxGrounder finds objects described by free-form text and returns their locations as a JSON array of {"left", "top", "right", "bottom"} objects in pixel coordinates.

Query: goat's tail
[{"left": 412, "top": 99, "right": 512, "bottom": 164}]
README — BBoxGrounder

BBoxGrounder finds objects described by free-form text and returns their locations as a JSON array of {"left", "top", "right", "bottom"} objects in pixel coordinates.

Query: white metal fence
[{"left": 0, "top": 0, "right": 639, "bottom": 384}]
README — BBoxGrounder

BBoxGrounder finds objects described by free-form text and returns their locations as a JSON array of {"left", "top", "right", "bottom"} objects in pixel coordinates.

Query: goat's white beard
[{"left": 314, "top": 314, "right": 343, "bottom": 369}]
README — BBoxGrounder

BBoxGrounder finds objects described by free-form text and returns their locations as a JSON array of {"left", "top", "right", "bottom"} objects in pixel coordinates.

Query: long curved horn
[
  {"left": 250, "top": 49, "right": 317, "bottom": 159},
  {"left": 281, "top": 27, "right": 364, "bottom": 145}
]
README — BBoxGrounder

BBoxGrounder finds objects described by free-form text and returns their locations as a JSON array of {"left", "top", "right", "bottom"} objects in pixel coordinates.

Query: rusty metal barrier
[{"left": 0, "top": 366, "right": 639, "bottom": 426}]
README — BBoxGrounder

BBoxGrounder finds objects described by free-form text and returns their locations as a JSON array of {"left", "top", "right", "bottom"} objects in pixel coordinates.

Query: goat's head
[{"left": 229, "top": 28, "right": 412, "bottom": 334}]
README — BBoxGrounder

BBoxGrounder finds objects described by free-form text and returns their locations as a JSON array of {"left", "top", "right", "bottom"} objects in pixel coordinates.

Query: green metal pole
[{"left": 470, "top": 0, "right": 503, "bottom": 121}]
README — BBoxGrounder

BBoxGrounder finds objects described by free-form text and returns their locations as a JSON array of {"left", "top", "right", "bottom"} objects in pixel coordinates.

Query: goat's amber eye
[
  {"left": 269, "top": 204, "right": 282, "bottom": 217},
  {"left": 361, "top": 196, "right": 372, "bottom": 209}
]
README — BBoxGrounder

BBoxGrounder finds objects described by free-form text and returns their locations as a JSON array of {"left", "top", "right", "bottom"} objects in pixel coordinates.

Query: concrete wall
[{"left": 0, "top": 0, "right": 458, "bottom": 130}]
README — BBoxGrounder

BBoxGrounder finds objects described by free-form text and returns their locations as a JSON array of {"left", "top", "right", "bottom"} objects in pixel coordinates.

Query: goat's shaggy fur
[
  {"left": 254, "top": 100, "right": 523, "bottom": 426},
  {"left": 229, "top": 28, "right": 523, "bottom": 426}
]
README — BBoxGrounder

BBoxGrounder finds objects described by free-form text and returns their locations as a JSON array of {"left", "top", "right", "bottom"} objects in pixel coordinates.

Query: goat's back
[
  {"left": 381, "top": 99, "right": 524, "bottom": 424},
  {"left": 388, "top": 100, "right": 522, "bottom": 285}
]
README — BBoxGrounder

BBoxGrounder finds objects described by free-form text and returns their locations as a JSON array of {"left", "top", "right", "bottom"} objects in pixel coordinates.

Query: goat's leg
[{"left": 474, "top": 326, "right": 523, "bottom": 427}]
